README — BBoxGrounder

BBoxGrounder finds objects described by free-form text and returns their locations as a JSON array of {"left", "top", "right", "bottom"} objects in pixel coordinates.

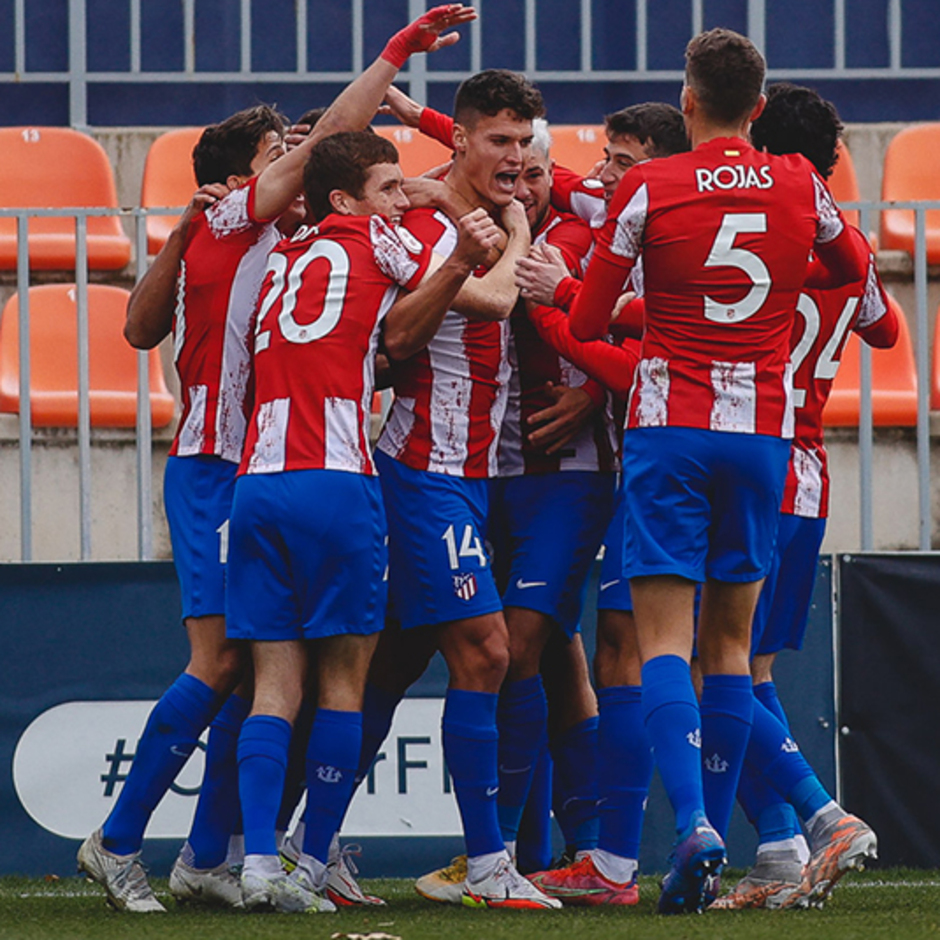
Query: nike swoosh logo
[
  {"left": 516, "top": 579, "right": 547, "bottom": 589},
  {"left": 170, "top": 745, "right": 191, "bottom": 757},
  {"left": 485, "top": 786, "right": 499, "bottom": 797},
  {"left": 599, "top": 580, "right": 620, "bottom": 591},
  {"left": 498, "top": 765, "right": 533, "bottom": 775}
]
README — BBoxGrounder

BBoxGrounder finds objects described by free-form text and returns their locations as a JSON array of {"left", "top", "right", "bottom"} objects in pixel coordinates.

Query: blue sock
[
  {"left": 754, "top": 680, "right": 789, "bottom": 729},
  {"left": 496, "top": 676, "right": 548, "bottom": 844},
  {"left": 701, "top": 674, "right": 753, "bottom": 839},
  {"left": 552, "top": 716, "right": 600, "bottom": 852},
  {"left": 102, "top": 673, "right": 221, "bottom": 855},
  {"left": 516, "top": 744, "right": 553, "bottom": 874},
  {"left": 748, "top": 698, "right": 830, "bottom": 823},
  {"left": 442, "top": 688, "right": 504, "bottom": 858},
  {"left": 188, "top": 692, "right": 250, "bottom": 868},
  {"left": 355, "top": 683, "right": 401, "bottom": 789},
  {"left": 238, "top": 714, "right": 292, "bottom": 857},
  {"left": 276, "top": 697, "right": 316, "bottom": 834},
  {"left": 641, "top": 655, "right": 703, "bottom": 835},
  {"left": 302, "top": 709, "right": 362, "bottom": 865},
  {"left": 598, "top": 686, "right": 653, "bottom": 860}
]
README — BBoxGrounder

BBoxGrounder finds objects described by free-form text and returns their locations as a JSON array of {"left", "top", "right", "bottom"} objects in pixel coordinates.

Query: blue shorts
[
  {"left": 489, "top": 472, "right": 616, "bottom": 637},
  {"left": 597, "top": 477, "right": 633, "bottom": 612},
  {"left": 225, "top": 470, "right": 387, "bottom": 642},
  {"left": 376, "top": 450, "right": 502, "bottom": 630},
  {"left": 751, "top": 513, "right": 827, "bottom": 656},
  {"left": 164, "top": 455, "right": 237, "bottom": 620},
  {"left": 622, "top": 428, "right": 790, "bottom": 583}
]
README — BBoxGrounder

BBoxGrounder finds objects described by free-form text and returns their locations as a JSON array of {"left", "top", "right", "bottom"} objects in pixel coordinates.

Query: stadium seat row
[{"left": 0, "top": 124, "right": 934, "bottom": 428}]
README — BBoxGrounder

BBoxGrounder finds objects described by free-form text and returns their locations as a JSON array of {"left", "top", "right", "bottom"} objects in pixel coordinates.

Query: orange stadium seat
[
  {"left": 0, "top": 127, "right": 131, "bottom": 270},
  {"left": 823, "top": 294, "right": 917, "bottom": 427},
  {"left": 374, "top": 124, "right": 453, "bottom": 178},
  {"left": 141, "top": 127, "right": 203, "bottom": 256},
  {"left": 929, "top": 304, "right": 940, "bottom": 410},
  {"left": 828, "top": 139, "right": 861, "bottom": 230},
  {"left": 879, "top": 123, "right": 940, "bottom": 262},
  {"left": 548, "top": 125, "right": 607, "bottom": 176},
  {"left": 0, "top": 284, "right": 174, "bottom": 428}
]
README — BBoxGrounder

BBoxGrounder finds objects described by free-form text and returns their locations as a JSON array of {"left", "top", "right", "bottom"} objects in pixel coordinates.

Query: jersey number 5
[
  {"left": 255, "top": 239, "right": 350, "bottom": 353},
  {"left": 703, "top": 213, "right": 771, "bottom": 323}
]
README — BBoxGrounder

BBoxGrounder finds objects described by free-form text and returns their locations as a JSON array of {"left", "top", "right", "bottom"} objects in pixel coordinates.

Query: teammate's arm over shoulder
[{"left": 124, "top": 182, "right": 229, "bottom": 349}]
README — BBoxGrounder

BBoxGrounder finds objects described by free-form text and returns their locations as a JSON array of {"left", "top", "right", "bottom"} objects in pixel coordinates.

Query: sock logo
[
  {"left": 686, "top": 728, "right": 702, "bottom": 749},
  {"left": 316, "top": 765, "right": 343, "bottom": 784},
  {"left": 781, "top": 737, "right": 800, "bottom": 754},
  {"left": 705, "top": 752, "right": 729, "bottom": 774},
  {"left": 485, "top": 785, "right": 499, "bottom": 797}
]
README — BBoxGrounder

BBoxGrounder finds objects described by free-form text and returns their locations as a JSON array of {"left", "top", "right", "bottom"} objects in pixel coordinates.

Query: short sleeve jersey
[
  {"left": 377, "top": 207, "right": 511, "bottom": 478},
  {"left": 784, "top": 228, "right": 892, "bottom": 518},
  {"left": 596, "top": 137, "right": 846, "bottom": 437},
  {"left": 170, "top": 176, "right": 280, "bottom": 462},
  {"left": 241, "top": 214, "right": 431, "bottom": 477},
  {"left": 498, "top": 206, "right": 619, "bottom": 476}
]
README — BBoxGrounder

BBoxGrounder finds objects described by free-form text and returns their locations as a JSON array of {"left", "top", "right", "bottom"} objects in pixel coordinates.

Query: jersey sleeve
[
  {"left": 551, "top": 163, "right": 607, "bottom": 228},
  {"left": 527, "top": 302, "right": 638, "bottom": 396},
  {"left": 370, "top": 216, "right": 432, "bottom": 290},
  {"left": 418, "top": 107, "right": 455, "bottom": 150},
  {"left": 545, "top": 215, "right": 593, "bottom": 275},
  {"left": 854, "top": 238, "right": 898, "bottom": 349},
  {"left": 206, "top": 180, "right": 259, "bottom": 237}
]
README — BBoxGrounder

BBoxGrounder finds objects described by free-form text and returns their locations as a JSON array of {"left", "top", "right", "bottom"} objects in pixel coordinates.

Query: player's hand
[
  {"left": 454, "top": 207, "right": 503, "bottom": 270},
  {"left": 284, "top": 123, "right": 312, "bottom": 150},
  {"left": 177, "top": 183, "right": 229, "bottom": 230},
  {"left": 379, "top": 85, "right": 424, "bottom": 127},
  {"left": 526, "top": 383, "right": 596, "bottom": 453},
  {"left": 611, "top": 290, "right": 636, "bottom": 322},
  {"left": 586, "top": 157, "right": 606, "bottom": 180},
  {"left": 381, "top": 4, "right": 477, "bottom": 68},
  {"left": 501, "top": 198, "right": 529, "bottom": 239},
  {"left": 402, "top": 176, "right": 452, "bottom": 211},
  {"left": 515, "top": 242, "right": 570, "bottom": 306}
]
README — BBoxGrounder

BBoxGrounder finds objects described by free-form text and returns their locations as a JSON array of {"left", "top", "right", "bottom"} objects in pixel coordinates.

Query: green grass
[{"left": 2, "top": 870, "right": 940, "bottom": 940}]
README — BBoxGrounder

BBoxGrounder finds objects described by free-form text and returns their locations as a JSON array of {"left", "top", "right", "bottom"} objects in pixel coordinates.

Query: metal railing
[
  {"left": 1, "top": 200, "right": 939, "bottom": 562},
  {"left": 3, "top": 0, "right": 938, "bottom": 127}
]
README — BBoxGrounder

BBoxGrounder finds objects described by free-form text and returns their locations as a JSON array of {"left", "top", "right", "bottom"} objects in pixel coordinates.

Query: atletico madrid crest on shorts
[{"left": 453, "top": 572, "right": 478, "bottom": 601}]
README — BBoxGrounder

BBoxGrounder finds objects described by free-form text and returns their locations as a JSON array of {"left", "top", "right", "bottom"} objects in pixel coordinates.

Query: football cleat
[
  {"left": 169, "top": 856, "right": 244, "bottom": 908},
  {"left": 326, "top": 843, "right": 386, "bottom": 907},
  {"left": 657, "top": 812, "right": 727, "bottom": 915},
  {"left": 77, "top": 829, "right": 166, "bottom": 913},
  {"left": 776, "top": 814, "right": 877, "bottom": 909},
  {"left": 415, "top": 855, "right": 468, "bottom": 905},
  {"left": 708, "top": 874, "right": 800, "bottom": 910},
  {"left": 528, "top": 854, "right": 638, "bottom": 906},
  {"left": 241, "top": 867, "right": 336, "bottom": 913},
  {"left": 462, "top": 857, "right": 562, "bottom": 910}
]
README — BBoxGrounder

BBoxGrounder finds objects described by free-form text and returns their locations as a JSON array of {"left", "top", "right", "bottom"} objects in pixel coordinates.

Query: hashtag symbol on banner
[{"left": 100, "top": 738, "right": 135, "bottom": 797}]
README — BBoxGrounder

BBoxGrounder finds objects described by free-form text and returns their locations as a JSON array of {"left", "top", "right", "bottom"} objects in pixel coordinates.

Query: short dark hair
[
  {"left": 749, "top": 82, "right": 843, "bottom": 179},
  {"left": 453, "top": 69, "right": 545, "bottom": 128},
  {"left": 303, "top": 131, "right": 399, "bottom": 221},
  {"left": 685, "top": 28, "right": 765, "bottom": 126},
  {"left": 192, "top": 104, "right": 287, "bottom": 186},
  {"left": 605, "top": 102, "right": 689, "bottom": 158}
]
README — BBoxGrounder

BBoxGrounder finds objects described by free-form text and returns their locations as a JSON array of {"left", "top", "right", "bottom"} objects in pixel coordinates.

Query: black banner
[{"left": 839, "top": 553, "right": 940, "bottom": 867}]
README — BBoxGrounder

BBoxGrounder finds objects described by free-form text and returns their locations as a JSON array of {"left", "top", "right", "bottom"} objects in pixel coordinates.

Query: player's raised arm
[
  {"left": 253, "top": 4, "right": 476, "bottom": 221},
  {"left": 384, "top": 208, "right": 502, "bottom": 360},
  {"left": 124, "top": 183, "right": 229, "bottom": 349}
]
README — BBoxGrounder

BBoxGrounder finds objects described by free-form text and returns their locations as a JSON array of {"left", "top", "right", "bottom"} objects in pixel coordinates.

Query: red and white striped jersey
[
  {"left": 551, "top": 162, "right": 607, "bottom": 229},
  {"left": 377, "top": 207, "right": 511, "bottom": 478},
  {"left": 170, "top": 177, "right": 280, "bottom": 463},
  {"left": 578, "top": 137, "right": 861, "bottom": 438},
  {"left": 498, "top": 206, "right": 619, "bottom": 476},
  {"left": 241, "top": 214, "right": 431, "bottom": 476},
  {"left": 783, "top": 226, "right": 897, "bottom": 518}
]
